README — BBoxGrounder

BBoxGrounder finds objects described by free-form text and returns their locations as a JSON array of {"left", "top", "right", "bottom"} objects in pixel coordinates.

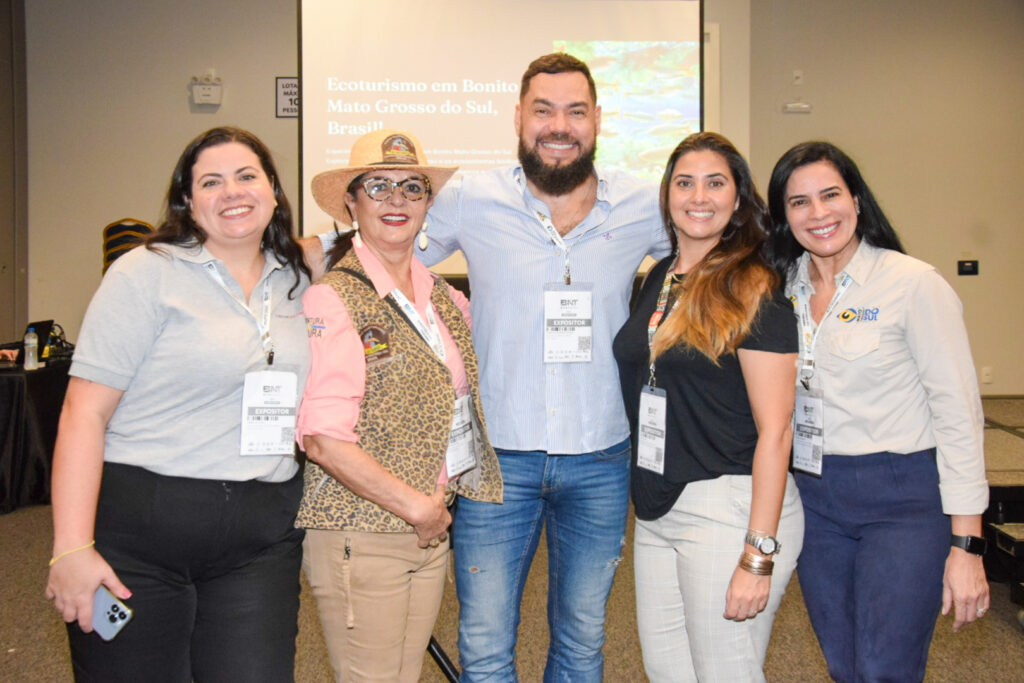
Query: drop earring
[
  {"left": 417, "top": 220, "right": 429, "bottom": 251},
  {"left": 352, "top": 219, "right": 364, "bottom": 248}
]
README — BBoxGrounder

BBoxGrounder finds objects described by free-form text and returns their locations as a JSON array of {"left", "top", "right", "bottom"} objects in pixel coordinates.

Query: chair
[{"left": 102, "top": 218, "right": 154, "bottom": 273}]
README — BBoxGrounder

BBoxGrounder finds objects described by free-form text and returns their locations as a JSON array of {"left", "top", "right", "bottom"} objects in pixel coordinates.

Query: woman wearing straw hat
[{"left": 295, "top": 129, "right": 502, "bottom": 682}]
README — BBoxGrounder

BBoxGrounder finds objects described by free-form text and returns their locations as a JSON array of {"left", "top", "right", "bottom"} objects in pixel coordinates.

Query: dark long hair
[
  {"left": 651, "top": 132, "right": 777, "bottom": 363},
  {"left": 147, "top": 126, "right": 310, "bottom": 297},
  {"left": 764, "top": 141, "right": 905, "bottom": 279}
]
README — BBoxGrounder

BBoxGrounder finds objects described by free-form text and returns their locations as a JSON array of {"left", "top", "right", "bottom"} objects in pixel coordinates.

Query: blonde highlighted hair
[{"left": 651, "top": 133, "right": 779, "bottom": 364}]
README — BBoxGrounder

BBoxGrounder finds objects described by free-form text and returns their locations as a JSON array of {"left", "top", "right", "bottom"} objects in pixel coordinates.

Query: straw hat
[{"left": 310, "top": 129, "right": 457, "bottom": 225}]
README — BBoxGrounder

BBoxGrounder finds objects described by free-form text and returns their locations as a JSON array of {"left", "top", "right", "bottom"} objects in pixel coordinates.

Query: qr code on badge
[
  {"left": 577, "top": 337, "right": 592, "bottom": 352},
  {"left": 282, "top": 427, "right": 295, "bottom": 443}
]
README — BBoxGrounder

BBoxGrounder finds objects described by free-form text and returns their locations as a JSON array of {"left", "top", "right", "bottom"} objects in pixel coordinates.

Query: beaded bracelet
[
  {"left": 738, "top": 551, "right": 774, "bottom": 576},
  {"left": 49, "top": 540, "right": 96, "bottom": 567}
]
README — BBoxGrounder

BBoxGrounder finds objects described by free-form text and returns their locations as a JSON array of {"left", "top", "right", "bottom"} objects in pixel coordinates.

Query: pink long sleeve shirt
[{"left": 297, "top": 243, "right": 472, "bottom": 460}]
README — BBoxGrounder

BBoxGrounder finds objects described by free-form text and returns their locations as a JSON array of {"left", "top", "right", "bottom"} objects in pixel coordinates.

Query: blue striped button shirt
[{"left": 420, "top": 165, "right": 671, "bottom": 454}]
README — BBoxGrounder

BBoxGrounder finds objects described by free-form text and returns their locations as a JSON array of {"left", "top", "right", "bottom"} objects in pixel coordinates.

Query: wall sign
[{"left": 276, "top": 77, "right": 299, "bottom": 118}]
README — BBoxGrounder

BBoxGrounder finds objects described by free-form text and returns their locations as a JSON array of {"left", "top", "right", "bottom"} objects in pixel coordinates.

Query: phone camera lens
[
  {"left": 119, "top": 613, "right": 128, "bottom": 621},
  {"left": 111, "top": 605, "right": 120, "bottom": 613},
  {"left": 108, "top": 614, "right": 117, "bottom": 623}
]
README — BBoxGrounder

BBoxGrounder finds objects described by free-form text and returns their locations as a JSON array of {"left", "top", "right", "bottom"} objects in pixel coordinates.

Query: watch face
[
  {"left": 964, "top": 536, "right": 987, "bottom": 555},
  {"left": 759, "top": 537, "right": 779, "bottom": 554}
]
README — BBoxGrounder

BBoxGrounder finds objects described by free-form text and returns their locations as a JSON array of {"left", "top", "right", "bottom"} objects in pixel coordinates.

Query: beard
[{"left": 518, "top": 134, "right": 596, "bottom": 196}]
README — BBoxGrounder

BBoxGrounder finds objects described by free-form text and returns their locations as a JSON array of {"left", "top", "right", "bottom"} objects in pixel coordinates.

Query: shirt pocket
[{"left": 828, "top": 330, "right": 880, "bottom": 361}]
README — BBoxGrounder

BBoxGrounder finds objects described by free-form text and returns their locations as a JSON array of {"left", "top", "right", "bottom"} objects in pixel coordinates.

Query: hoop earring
[
  {"left": 352, "top": 219, "right": 363, "bottom": 248},
  {"left": 417, "top": 220, "right": 429, "bottom": 251}
]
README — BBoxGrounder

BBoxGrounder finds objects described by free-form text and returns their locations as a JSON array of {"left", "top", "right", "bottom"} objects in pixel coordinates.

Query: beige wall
[
  {"left": 25, "top": 0, "right": 300, "bottom": 342},
  {"left": 24, "top": 0, "right": 1023, "bottom": 393},
  {"left": 750, "top": 0, "right": 1024, "bottom": 394},
  {"left": 704, "top": 0, "right": 752, "bottom": 155}
]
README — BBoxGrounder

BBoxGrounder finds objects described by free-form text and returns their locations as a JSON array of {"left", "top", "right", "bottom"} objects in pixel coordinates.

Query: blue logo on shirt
[{"left": 838, "top": 307, "right": 879, "bottom": 323}]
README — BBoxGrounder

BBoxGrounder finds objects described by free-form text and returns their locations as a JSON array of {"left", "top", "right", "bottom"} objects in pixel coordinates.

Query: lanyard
[
  {"left": 794, "top": 272, "right": 853, "bottom": 388},
  {"left": 204, "top": 262, "right": 275, "bottom": 365},
  {"left": 535, "top": 211, "right": 574, "bottom": 285},
  {"left": 644, "top": 257, "right": 680, "bottom": 388},
  {"left": 390, "top": 289, "right": 447, "bottom": 362}
]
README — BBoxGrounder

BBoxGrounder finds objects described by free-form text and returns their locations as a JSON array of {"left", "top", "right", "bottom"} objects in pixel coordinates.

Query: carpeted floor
[
  {"left": 2, "top": 504, "right": 1023, "bottom": 682},
  {"left": 3, "top": 397, "right": 1023, "bottom": 681}
]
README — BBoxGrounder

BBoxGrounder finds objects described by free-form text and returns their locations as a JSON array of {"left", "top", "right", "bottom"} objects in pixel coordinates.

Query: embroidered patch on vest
[
  {"left": 360, "top": 324, "right": 392, "bottom": 362},
  {"left": 306, "top": 316, "right": 326, "bottom": 338}
]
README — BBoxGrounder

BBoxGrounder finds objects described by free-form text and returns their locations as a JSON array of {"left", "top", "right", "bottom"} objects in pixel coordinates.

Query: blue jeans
[
  {"left": 453, "top": 439, "right": 631, "bottom": 682},
  {"left": 795, "top": 449, "right": 949, "bottom": 683}
]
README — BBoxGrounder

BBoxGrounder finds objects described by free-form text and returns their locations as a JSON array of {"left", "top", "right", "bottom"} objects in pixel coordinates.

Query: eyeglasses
[{"left": 359, "top": 176, "right": 431, "bottom": 202}]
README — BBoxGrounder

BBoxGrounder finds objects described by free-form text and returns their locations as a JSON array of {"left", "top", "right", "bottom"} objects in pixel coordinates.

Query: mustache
[{"left": 537, "top": 133, "right": 576, "bottom": 145}]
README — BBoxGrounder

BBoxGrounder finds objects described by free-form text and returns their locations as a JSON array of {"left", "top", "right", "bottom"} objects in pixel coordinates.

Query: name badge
[
  {"left": 445, "top": 394, "right": 478, "bottom": 479},
  {"left": 240, "top": 368, "right": 298, "bottom": 456},
  {"left": 637, "top": 386, "right": 667, "bottom": 474},
  {"left": 543, "top": 284, "right": 593, "bottom": 363},
  {"left": 793, "top": 386, "right": 824, "bottom": 476}
]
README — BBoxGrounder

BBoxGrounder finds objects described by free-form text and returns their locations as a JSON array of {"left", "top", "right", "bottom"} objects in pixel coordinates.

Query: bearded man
[{"left": 418, "top": 53, "right": 670, "bottom": 681}]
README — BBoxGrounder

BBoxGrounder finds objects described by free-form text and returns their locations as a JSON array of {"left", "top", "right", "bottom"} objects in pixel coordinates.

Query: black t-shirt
[{"left": 612, "top": 255, "right": 798, "bottom": 520}]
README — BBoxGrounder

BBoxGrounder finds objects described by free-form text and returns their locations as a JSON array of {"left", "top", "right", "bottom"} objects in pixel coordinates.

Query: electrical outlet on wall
[{"left": 981, "top": 366, "right": 993, "bottom": 384}]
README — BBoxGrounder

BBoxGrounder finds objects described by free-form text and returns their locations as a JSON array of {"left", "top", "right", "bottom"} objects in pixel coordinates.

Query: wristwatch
[
  {"left": 951, "top": 534, "right": 988, "bottom": 556},
  {"left": 745, "top": 531, "right": 781, "bottom": 556}
]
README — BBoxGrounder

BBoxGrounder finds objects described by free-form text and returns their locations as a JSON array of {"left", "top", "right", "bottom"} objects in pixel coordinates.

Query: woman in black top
[{"left": 613, "top": 132, "right": 802, "bottom": 682}]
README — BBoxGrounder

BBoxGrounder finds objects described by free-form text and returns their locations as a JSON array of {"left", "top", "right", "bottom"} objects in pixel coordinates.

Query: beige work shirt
[{"left": 789, "top": 242, "right": 988, "bottom": 515}]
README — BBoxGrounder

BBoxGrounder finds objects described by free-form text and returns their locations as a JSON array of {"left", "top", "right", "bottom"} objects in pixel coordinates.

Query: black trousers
[{"left": 68, "top": 462, "right": 305, "bottom": 683}]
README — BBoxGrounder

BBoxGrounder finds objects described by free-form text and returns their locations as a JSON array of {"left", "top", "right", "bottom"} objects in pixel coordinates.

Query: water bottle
[{"left": 23, "top": 327, "right": 38, "bottom": 370}]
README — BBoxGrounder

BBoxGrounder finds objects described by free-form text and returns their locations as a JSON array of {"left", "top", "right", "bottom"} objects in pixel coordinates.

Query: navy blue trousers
[{"left": 795, "top": 449, "right": 949, "bottom": 683}]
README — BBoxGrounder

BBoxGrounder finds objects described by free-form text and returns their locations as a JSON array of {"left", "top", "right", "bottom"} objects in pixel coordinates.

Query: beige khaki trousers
[{"left": 302, "top": 528, "right": 448, "bottom": 682}]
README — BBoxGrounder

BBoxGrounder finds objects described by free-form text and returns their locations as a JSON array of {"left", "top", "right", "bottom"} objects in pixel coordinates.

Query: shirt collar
[
  {"left": 166, "top": 240, "right": 214, "bottom": 264},
  {"left": 795, "top": 239, "right": 879, "bottom": 291},
  {"left": 512, "top": 165, "right": 609, "bottom": 232},
  {"left": 594, "top": 166, "right": 610, "bottom": 202},
  {"left": 167, "top": 241, "right": 282, "bottom": 268},
  {"left": 169, "top": 241, "right": 285, "bottom": 282},
  {"left": 512, "top": 164, "right": 608, "bottom": 198},
  {"left": 353, "top": 240, "right": 435, "bottom": 304}
]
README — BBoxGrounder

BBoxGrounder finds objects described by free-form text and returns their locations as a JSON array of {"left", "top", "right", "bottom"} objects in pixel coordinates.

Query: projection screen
[{"left": 300, "top": 0, "right": 703, "bottom": 243}]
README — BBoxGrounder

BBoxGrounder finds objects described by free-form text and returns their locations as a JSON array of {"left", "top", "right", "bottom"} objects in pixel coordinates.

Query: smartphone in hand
[{"left": 92, "top": 586, "right": 133, "bottom": 641}]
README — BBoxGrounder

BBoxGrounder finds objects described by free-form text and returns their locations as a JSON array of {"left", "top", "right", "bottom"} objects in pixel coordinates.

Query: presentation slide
[{"left": 300, "top": 0, "right": 702, "bottom": 238}]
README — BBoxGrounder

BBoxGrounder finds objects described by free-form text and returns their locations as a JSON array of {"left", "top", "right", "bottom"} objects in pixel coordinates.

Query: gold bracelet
[
  {"left": 739, "top": 551, "right": 773, "bottom": 568},
  {"left": 739, "top": 557, "right": 773, "bottom": 576},
  {"left": 49, "top": 540, "right": 96, "bottom": 567},
  {"left": 738, "top": 551, "right": 774, "bottom": 576}
]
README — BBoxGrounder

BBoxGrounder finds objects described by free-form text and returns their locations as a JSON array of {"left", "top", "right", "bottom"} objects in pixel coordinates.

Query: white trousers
[{"left": 634, "top": 473, "right": 804, "bottom": 683}]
